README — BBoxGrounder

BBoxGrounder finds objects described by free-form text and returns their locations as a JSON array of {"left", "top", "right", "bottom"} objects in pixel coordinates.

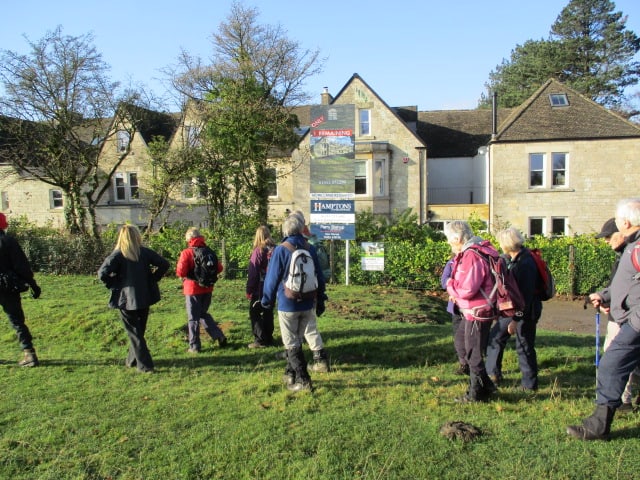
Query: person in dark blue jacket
[
  {"left": 485, "top": 227, "right": 542, "bottom": 391},
  {"left": 262, "top": 214, "right": 327, "bottom": 392},
  {"left": 0, "top": 212, "right": 42, "bottom": 367},
  {"left": 98, "top": 224, "right": 169, "bottom": 373}
]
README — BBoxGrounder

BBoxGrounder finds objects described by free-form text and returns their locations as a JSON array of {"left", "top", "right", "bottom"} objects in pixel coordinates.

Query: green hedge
[{"left": 6, "top": 218, "right": 616, "bottom": 296}]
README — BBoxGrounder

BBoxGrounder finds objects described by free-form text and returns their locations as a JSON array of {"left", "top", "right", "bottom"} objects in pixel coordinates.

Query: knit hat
[
  {"left": 595, "top": 217, "right": 618, "bottom": 239},
  {"left": 0, "top": 213, "right": 7, "bottom": 230}
]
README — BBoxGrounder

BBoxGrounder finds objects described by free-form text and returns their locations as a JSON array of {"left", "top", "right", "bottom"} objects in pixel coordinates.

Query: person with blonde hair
[
  {"left": 176, "top": 227, "right": 226, "bottom": 353},
  {"left": 98, "top": 224, "right": 169, "bottom": 373},
  {"left": 246, "top": 225, "right": 276, "bottom": 348},
  {"left": 485, "top": 227, "right": 542, "bottom": 391}
]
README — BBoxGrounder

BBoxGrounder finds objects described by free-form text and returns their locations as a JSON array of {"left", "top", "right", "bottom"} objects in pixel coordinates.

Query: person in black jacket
[
  {"left": 0, "top": 213, "right": 42, "bottom": 367},
  {"left": 98, "top": 224, "right": 169, "bottom": 373},
  {"left": 485, "top": 227, "right": 542, "bottom": 391}
]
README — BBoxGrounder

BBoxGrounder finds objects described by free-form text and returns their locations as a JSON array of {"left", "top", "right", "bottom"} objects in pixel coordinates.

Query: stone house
[{"left": 1, "top": 75, "right": 639, "bottom": 236}]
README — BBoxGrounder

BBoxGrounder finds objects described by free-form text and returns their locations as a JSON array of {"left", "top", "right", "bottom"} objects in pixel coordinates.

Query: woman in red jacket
[{"left": 176, "top": 227, "right": 226, "bottom": 353}]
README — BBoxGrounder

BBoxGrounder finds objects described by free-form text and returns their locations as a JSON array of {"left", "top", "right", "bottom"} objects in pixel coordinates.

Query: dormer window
[{"left": 549, "top": 93, "right": 569, "bottom": 107}]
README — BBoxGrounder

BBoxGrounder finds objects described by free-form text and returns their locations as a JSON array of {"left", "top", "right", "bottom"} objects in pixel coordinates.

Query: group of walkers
[{"left": 3, "top": 198, "right": 640, "bottom": 434}]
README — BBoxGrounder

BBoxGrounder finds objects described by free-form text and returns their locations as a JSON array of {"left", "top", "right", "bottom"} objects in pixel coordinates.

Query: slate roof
[{"left": 495, "top": 78, "right": 640, "bottom": 142}]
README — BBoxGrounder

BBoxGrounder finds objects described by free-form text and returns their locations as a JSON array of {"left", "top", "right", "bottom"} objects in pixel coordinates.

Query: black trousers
[
  {"left": 0, "top": 292, "right": 33, "bottom": 350},
  {"left": 119, "top": 308, "right": 154, "bottom": 371},
  {"left": 249, "top": 296, "right": 274, "bottom": 345},
  {"left": 464, "top": 319, "right": 491, "bottom": 375}
]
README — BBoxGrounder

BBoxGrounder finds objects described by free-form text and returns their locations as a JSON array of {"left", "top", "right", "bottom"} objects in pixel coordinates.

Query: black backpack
[{"left": 190, "top": 246, "right": 219, "bottom": 287}]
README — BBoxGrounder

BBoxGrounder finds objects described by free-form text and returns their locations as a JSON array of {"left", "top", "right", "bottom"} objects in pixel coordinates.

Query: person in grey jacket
[
  {"left": 98, "top": 225, "right": 169, "bottom": 373},
  {"left": 568, "top": 198, "right": 640, "bottom": 440}
]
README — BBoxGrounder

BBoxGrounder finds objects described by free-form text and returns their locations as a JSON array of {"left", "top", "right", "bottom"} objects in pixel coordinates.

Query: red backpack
[{"left": 528, "top": 248, "right": 556, "bottom": 301}]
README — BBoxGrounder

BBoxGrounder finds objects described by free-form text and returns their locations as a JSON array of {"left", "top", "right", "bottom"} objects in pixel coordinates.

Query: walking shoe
[
  {"left": 617, "top": 402, "right": 634, "bottom": 414},
  {"left": 275, "top": 350, "right": 287, "bottom": 360},
  {"left": 454, "top": 392, "right": 489, "bottom": 403},
  {"left": 282, "top": 373, "right": 295, "bottom": 386},
  {"left": 248, "top": 342, "right": 266, "bottom": 349},
  {"left": 490, "top": 375, "right": 502, "bottom": 387},
  {"left": 18, "top": 348, "right": 39, "bottom": 367},
  {"left": 218, "top": 337, "right": 228, "bottom": 348},
  {"left": 311, "top": 359, "right": 330, "bottom": 373},
  {"left": 187, "top": 348, "right": 200, "bottom": 354},
  {"left": 455, "top": 364, "right": 470, "bottom": 376}
]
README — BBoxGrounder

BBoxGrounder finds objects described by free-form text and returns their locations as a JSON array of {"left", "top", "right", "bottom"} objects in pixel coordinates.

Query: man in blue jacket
[{"left": 262, "top": 214, "right": 327, "bottom": 392}]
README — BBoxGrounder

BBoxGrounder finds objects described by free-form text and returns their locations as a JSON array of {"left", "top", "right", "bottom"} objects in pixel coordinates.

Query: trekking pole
[{"left": 595, "top": 309, "right": 600, "bottom": 369}]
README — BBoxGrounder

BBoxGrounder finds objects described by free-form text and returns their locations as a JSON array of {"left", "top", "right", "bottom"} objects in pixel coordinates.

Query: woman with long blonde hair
[
  {"left": 98, "top": 225, "right": 169, "bottom": 373},
  {"left": 246, "top": 225, "right": 276, "bottom": 348}
]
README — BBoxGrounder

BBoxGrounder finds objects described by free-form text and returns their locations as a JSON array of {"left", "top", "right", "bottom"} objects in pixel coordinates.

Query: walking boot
[
  {"left": 455, "top": 372, "right": 485, "bottom": 403},
  {"left": 478, "top": 372, "right": 498, "bottom": 398},
  {"left": 311, "top": 349, "right": 330, "bottom": 373},
  {"left": 19, "top": 348, "right": 39, "bottom": 367},
  {"left": 286, "top": 347, "right": 313, "bottom": 392},
  {"left": 567, "top": 405, "right": 615, "bottom": 440}
]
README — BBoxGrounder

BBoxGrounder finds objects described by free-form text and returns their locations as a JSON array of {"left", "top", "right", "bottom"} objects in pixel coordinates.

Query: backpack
[
  {"left": 282, "top": 241, "right": 318, "bottom": 301},
  {"left": 528, "top": 248, "right": 556, "bottom": 301},
  {"left": 190, "top": 246, "right": 219, "bottom": 287},
  {"left": 469, "top": 248, "right": 525, "bottom": 318}
]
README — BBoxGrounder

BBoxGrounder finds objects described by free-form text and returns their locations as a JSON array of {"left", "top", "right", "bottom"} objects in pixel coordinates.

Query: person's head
[
  {"left": 253, "top": 225, "right": 274, "bottom": 249},
  {"left": 496, "top": 227, "right": 525, "bottom": 256},
  {"left": 291, "top": 210, "right": 306, "bottom": 225},
  {"left": 443, "top": 220, "right": 473, "bottom": 254},
  {"left": 282, "top": 214, "right": 304, "bottom": 237},
  {"left": 185, "top": 227, "right": 202, "bottom": 243},
  {"left": 615, "top": 198, "right": 640, "bottom": 235},
  {"left": 0, "top": 213, "right": 7, "bottom": 231},
  {"left": 115, "top": 224, "right": 142, "bottom": 261},
  {"left": 595, "top": 217, "right": 624, "bottom": 250}
]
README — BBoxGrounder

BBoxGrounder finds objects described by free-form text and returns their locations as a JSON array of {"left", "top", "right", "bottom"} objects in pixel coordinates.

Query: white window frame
[
  {"left": 529, "top": 153, "right": 545, "bottom": 187},
  {"left": 529, "top": 151, "right": 569, "bottom": 189},
  {"left": 185, "top": 125, "right": 201, "bottom": 147},
  {"left": 116, "top": 130, "right": 130, "bottom": 153},
  {"left": 355, "top": 157, "right": 388, "bottom": 198},
  {"left": 113, "top": 172, "right": 140, "bottom": 202},
  {"left": 529, "top": 217, "right": 545, "bottom": 236},
  {"left": 551, "top": 217, "right": 567, "bottom": 236},
  {"left": 552, "top": 152, "right": 568, "bottom": 187},
  {"left": 266, "top": 167, "right": 278, "bottom": 198},
  {"left": 355, "top": 160, "right": 367, "bottom": 195},
  {"left": 549, "top": 93, "right": 569, "bottom": 107},
  {"left": 49, "top": 189, "right": 63, "bottom": 209},
  {"left": 359, "top": 109, "right": 371, "bottom": 136}
]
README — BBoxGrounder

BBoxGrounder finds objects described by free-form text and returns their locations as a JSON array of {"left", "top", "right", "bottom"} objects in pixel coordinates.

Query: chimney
[{"left": 321, "top": 87, "right": 333, "bottom": 105}]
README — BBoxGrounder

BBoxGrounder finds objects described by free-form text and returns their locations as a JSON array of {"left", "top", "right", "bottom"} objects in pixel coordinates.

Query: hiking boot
[
  {"left": 455, "top": 363, "right": 470, "bottom": 376},
  {"left": 18, "top": 348, "right": 39, "bottom": 367},
  {"left": 455, "top": 392, "right": 489, "bottom": 403},
  {"left": 248, "top": 342, "right": 266, "bottom": 349},
  {"left": 566, "top": 405, "right": 614, "bottom": 441},
  {"left": 283, "top": 373, "right": 295, "bottom": 386},
  {"left": 311, "top": 349, "right": 330, "bottom": 373},
  {"left": 287, "top": 381, "right": 313, "bottom": 392},
  {"left": 218, "top": 337, "right": 228, "bottom": 348},
  {"left": 490, "top": 375, "right": 502, "bottom": 387},
  {"left": 187, "top": 347, "right": 200, "bottom": 354}
]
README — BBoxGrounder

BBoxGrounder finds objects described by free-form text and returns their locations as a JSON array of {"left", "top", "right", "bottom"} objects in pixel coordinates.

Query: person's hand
[
  {"left": 30, "top": 283, "right": 41, "bottom": 299},
  {"left": 589, "top": 293, "right": 603, "bottom": 309},
  {"left": 507, "top": 320, "right": 517, "bottom": 335}
]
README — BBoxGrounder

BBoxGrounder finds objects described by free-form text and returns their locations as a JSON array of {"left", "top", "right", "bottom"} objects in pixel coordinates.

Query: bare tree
[{"left": 0, "top": 26, "right": 148, "bottom": 236}]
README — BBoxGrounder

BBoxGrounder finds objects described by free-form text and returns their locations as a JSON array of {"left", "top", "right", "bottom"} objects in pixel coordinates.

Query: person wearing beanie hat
[{"left": 0, "top": 212, "right": 42, "bottom": 367}]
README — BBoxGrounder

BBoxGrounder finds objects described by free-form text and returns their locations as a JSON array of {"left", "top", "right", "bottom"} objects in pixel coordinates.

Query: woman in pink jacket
[{"left": 445, "top": 220, "right": 499, "bottom": 402}]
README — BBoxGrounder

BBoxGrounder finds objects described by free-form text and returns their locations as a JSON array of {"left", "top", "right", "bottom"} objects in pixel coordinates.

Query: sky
[{"left": 1, "top": 0, "right": 640, "bottom": 112}]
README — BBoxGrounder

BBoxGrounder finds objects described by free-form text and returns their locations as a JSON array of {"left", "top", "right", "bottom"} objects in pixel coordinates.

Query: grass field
[{"left": 0, "top": 275, "right": 639, "bottom": 479}]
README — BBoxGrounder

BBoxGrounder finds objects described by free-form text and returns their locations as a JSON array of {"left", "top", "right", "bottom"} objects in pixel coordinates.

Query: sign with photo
[{"left": 361, "top": 242, "right": 384, "bottom": 271}]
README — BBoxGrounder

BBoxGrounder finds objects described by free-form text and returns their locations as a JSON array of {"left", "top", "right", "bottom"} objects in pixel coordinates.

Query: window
[
  {"left": 49, "top": 189, "right": 63, "bottom": 209},
  {"left": 1, "top": 192, "right": 8, "bottom": 210},
  {"left": 328, "top": 109, "right": 338, "bottom": 121},
  {"left": 113, "top": 172, "right": 140, "bottom": 202},
  {"left": 359, "top": 109, "right": 371, "bottom": 136},
  {"left": 552, "top": 152, "right": 567, "bottom": 186},
  {"left": 116, "top": 130, "right": 130, "bottom": 152},
  {"left": 185, "top": 125, "right": 201, "bottom": 147},
  {"left": 552, "top": 217, "right": 566, "bottom": 236},
  {"left": 374, "top": 159, "right": 385, "bottom": 196},
  {"left": 529, "top": 218, "right": 544, "bottom": 236},
  {"left": 549, "top": 93, "right": 569, "bottom": 107},
  {"left": 355, "top": 161, "right": 367, "bottom": 194},
  {"left": 266, "top": 168, "right": 278, "bottom": 197},
  {"left": 529, "top": 153, "right": 544, "bottom": 187}
]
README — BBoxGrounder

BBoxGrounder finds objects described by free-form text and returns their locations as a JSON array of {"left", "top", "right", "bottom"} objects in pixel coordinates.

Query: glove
[
  {"left": 30, "top": 283, "right": 41, "bottom": 299},
  {"left": 316, "top": 302, "right": 325, "bottom": 317}
]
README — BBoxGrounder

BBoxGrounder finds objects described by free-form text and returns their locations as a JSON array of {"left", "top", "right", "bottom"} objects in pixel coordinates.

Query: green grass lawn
[{"left": 0, "top": 275, "right": 639, "bottom": 479}]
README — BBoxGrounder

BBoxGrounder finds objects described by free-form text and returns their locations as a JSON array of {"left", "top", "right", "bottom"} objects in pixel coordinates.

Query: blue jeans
[
  {"left": 185, "top": 293, "right": 224, "bottom": 350},
  {"left": 596, "top": 322, "right": 640, "bottom": 408}
]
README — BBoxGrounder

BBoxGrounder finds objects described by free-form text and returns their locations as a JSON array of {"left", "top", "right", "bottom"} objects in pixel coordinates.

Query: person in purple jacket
[
  {"left": 246, "top": 225, "right": 276, "bottom": 348},
  {"left": 261, "top": 214, "right": 327, "bottom": 392}
]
